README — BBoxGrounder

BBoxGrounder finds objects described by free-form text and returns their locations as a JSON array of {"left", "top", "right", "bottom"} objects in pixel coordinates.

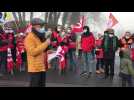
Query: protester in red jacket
[
  {"left": 5, "top": 28, "right": 15, "bottom": 74},
  {"left": 56, "top": 27, "right": 69, "bottom": 75},
  {"left": 95, "top": 33, "right": 104, "bottom": 74},
  {"left": 0, "top": 26, "right": 15, "bottom": 76},
  {"left": 16, "top": 32, "right": 26, "bottom": 72},
  {"left": 49, "top": 25, "right": 62, "bottom": 70},
  {"left": 0, "top": 27, "right": 8, "bottom": 76},
  {"left": 80, "top": 26, "right": 95, "bottom": 77},
  {"left": 67, "top": 27, "right": 77, "bottom": 72},
  {"left": 50, "top": 31, "right": 58, "bottom": 49},
  {"left": 81, "top": 28, "right": 95, "bottom": 53}
]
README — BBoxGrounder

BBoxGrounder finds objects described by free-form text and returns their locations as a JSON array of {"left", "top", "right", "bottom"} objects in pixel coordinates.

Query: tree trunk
[
  {"left": 48, "top": 12, "right": 53, "bottom": 25},
  {"left": 30, "top": 12, "right": 34, "bottom": 22},
  {"left": 45, "top": 12, "right": 49, "bottom": 23},
  {"left": 17, "top": 12, "right": 23, "bottom": 22},
  {"left": 12, "top": 12, "right": 18, "bottom": 22},
  {"left": 22, "top": 12, "right": 25, "bottom": 22},
  {"left": 51, "top": 12, "right": 61, "bottom": 26},
  {"left": 53, "top": 12, "right": 56, "bottom": 25},
  {"left": 62, "top": 12, "right": 69, "bottom": 26},
  {"left": 56, "top": 12, "right": 61, "bottom": 25},
  {"left": 53, "top": 12, "right": 61, "bottom": 25},
  {"left": 70, "top": 12, "right": 80, "bottom": 25}
]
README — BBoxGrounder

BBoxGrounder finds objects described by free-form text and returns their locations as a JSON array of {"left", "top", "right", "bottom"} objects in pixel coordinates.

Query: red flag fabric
[
  {"left": 55, "top": 46, "right": 68, "bottom": 70},
  {"left": 25, "top": 23, "right": 32, "bottom": 33},
  {"left": 107, "top": 13, "right": 118, "bottom": 28},
  {"left": 16, "top": 48, "right": 22, "bottom": 70},
  {"left": 58, "top": 46, "right": 66, "bottom": 70},
  {"left": 7, "top": 48, "right": 14, "bottom": 72},
  {"left": 16, "top": 34, "right": 25, "bottom": 70},
  {"left": 72, "top": 16, "right": 86, "bottom": 33}
]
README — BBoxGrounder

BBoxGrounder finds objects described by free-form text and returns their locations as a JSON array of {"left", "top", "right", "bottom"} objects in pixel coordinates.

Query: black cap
[
  {"left": 105, "top": 28, "right": 114, "bottom": 34},
  {"left": 31, "top": 18, "right": 45, "bottom": 26}
]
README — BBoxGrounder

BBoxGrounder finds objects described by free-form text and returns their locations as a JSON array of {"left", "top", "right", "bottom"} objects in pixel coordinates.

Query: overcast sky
[
  {"left": 23, "top": 12, "right": 134, "bottom": 33},
  {"left": 107, "top": 12, "right": 134, "bottom": 33}
]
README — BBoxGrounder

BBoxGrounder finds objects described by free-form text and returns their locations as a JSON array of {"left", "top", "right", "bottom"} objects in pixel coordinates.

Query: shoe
[
  {"left": 87, "top": 72, "right": 92, "bottom": 78},
  {"left": 80, "top": 72, "right": 89, "bottom": 79},
  {"left": 104, "top": 75, "right": 109, "bottom": 79},
  {"left": 63, "top": 69, "right": 66, "bottom": 75},
  {"left": 69, "top": 68, "right": 73, "bottom": 71},
  {"left": 110, "top": 76, "right": 114, "bottom": 80},
  {"left": 100, "top": 68, "right": 105, "bottom": 73},
  {"left": 59, "top": 69, "right": 66, "bottom": 76},
  {"left": 89, "top": 72, "right": 92, "bottom": 75},
  {"left": 0, "top": 73, "right": 3, "bottom": 77},
  {"left": 80, "top": 71, "right": 87, "bottom": 76},
  {"left": 96, "top": 70, "right": 101, "bottom": 74},
  {"left": 59, "top": 70, "right": 62, "bottom": 75}
]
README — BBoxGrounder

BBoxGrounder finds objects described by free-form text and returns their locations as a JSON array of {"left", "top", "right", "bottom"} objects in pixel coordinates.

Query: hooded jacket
[{"left": 81, "top": 32, "right": 95, "bottom": 52}]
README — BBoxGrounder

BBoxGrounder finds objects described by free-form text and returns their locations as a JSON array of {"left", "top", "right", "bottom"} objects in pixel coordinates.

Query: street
[{"left": 0, "top": 54, "right": 126, "bottom": 87}]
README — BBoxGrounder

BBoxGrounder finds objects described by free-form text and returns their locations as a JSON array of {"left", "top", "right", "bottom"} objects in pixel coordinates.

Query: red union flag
[
  {"left": 72, "top": 16, "right": 86, "bottom": 33},
  {"left": 7, "top": 48, "right": 14, "bottom": 73},
  {"left": 107, "top": 13, "right": 118, "bottom": 28},
  {"left": 25, "top": 23, "right": 32, "bottom": 33}
]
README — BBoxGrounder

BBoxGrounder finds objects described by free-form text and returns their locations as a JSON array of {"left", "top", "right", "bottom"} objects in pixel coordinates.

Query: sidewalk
[{"left": 0, "top": 55, "right": 129, "bottom": 87}]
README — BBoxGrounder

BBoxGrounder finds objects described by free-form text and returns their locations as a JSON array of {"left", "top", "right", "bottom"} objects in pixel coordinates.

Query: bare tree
[
  {"left": 62, "top": 12, "right": 69, "bottom": 26},
  {"left": 48, "top": 12, "right": 53, "bottom": 25},
  {"left": 53, "top": 12, "right": 61, "bottom": 25},
  {"left": 53, "top": 12, "right": 57, "bottom": 25},
  {"left": 70, "top": 12, "right": 80, "bottom": 25},
  {"left": 12, "top": 12, "right": 18, "bottom": 22},
  {"left": 17, "top": 12, "right": 23, "bottom": 22},
  {"left": 30, "top": 12, "right": 34, "bottom": 22},
  {"left": 22, "top": 12, "right": 26, "bottom": 22},
  {"left": 60, "top": 12, "right": 80, "bottom": 26},
  {"left": 45, "top": 12, "right": 49, "bottom": 23},
  {"left": 56, "top": 12, "right": 61, "bottom": 24},
  {"left": 44, "top": 12, "right": 61, "bottom": 26}
]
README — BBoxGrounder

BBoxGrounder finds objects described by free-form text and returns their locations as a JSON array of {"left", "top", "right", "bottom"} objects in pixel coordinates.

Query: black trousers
[
  {"left": 78, "top": 49, "right": 82, "bottom": 59},
  {"left": 11, "top": 48, "right": 16, "bottom": 62},
  {"left": 96, "top": 58, "right": 104, "bottom": 70},
  {"left": 119, "top": 72, "right": 133, "bottom": 87},
  {"left": 0, "top": 51, "right": 7, "bottom": 74},
  {"left": 29, "top": 72, "right": 46, "bottom": 87},
  {"left": 104, "top": 58, "right": 115, "bottom": 76}
]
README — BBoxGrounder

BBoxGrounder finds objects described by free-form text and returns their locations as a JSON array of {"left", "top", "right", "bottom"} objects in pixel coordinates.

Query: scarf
[
  {"left": 104, "top": 35, "right": 117, "bottom": 52},
  {"left": 82, "top": 31, "right": 90, "bottom": 37},
  {"left": 32, "top": 28, "right": 46, "bottom": 42}
]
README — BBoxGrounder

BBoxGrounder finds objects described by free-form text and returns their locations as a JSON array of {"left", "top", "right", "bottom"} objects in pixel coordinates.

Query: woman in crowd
[
  {"left": 95, "top": 33, "right": 104, "bottom": 74},
  {"left": 80, "top": 26, "right": 95, "bottom": 78}
]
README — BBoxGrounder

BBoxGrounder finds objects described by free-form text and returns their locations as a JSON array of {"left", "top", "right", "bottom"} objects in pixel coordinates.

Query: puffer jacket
[{"left": 24, "top": 32, "right": 49, "bottom": 72}]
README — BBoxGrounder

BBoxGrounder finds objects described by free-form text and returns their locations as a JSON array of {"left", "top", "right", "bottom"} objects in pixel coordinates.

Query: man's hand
[
  {"left": 47, "top": 50, "right": 56, "bottom": 54},
  {"left": 47, "top": 63, "right": 51, "bottom": 69},
  {"left": 46, "top": 38, "right": 50, "bottom": 45}
]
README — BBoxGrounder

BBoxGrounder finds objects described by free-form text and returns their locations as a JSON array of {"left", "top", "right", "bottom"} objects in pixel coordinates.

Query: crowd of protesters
[{"left": 1, "top": 18, "right": 134, "bottom": 87}]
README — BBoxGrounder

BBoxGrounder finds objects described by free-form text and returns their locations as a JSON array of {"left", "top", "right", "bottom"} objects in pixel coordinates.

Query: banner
[
  {"left": 47, "top": 46, "right": 65, "bottom": 63},
  {"left": 5, "top": 12, "right": 14, "bottom": 21},
  {"left": 71, "top": 16, "right": 86, "bottom": 33},
  {"left": 25, "top": 23, "right": 32, "bottom": 33},
  {"left": 107, "top": 13, "right": 118, "bottom": 28}
]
